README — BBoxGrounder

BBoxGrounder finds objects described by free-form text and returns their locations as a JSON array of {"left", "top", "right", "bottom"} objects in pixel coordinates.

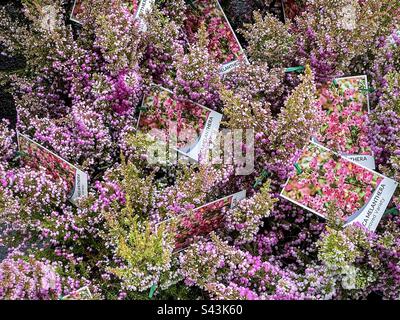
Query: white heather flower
[
  {"left": 341, "top": 265, "right": 357, "bottom": 290},
  {"left": 339, "top": 4, "right": 357, "bottom": 31},
  {"left": 388, "top": 30, "right": 400, "bottom": 45},
  {"left": 40, "top": 5, "right": 57, "bottom": 32}
]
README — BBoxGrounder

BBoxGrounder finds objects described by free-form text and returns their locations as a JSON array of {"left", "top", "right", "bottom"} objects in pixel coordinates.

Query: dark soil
[
  {"left": 0, "top": 87, "right": 17, "bottom": 129},
  {"left": 0, "top": 48, "right": 24, "bottom": 129},
  {"left": 0, "top": 1, "right": 26, "bottom": 129}
]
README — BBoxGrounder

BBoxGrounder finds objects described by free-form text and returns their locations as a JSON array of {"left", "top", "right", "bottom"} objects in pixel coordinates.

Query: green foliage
[
  {"left": 318, "top": 227, "right": 359, "bottom": 271},
  {"left": 120, "top": 157, "right": 155, "bottom": 217},
  {"left": 316, "top": 226, "right": 379, "bottom": 294},
  {"left": 102, "top": 158, "right": 176, "bottom": 292},
  {"left": 272, "top": 65, "right": 320, "bottom": 163},
  {"left": 106, "top": 204, "right": 175, "bottom": 292}
]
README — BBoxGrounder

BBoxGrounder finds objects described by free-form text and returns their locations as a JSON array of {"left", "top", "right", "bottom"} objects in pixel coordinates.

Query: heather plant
[
  {"left": 1, "top": 1, "right": 143, "bottom": 174},
  {"left": 172, "top": 24, "right": 222, "bottom": 109},
  {"left": 86, "top": 157, "right": 226, "bottom": 296},
  {"left": 258, "top": 199, "right": 325, "bottom": 271},
  {"left": 180, "top": 234, "right": 306, "bottom": 300},
  {"left": 240, "top": 12, "right": 297, "bottom": 68},
  {"left": 225, "top": 181, "right": 276, "bottom": 245},
  {"left": 372, "top": 30, "right": 400, "bottom": 96},
  {"left": 92, "top": 1, "right": 142, "bottom": 73},
  {"left": 0, "top": 2, "right": 59, "bottom": 74},
  {"left": 294, "top": 0, "right": 400, "bottom": 82},
  {"left": 315, "top": 224, "right": 384, "bottom": 299},
  {"left": 105, "top": 201, "right": 176, "bottom": 292},
  {"left": 118, "top": 159, "right": 155, "bottom": 216},
  {"left": 221, "top": 65, "right": 320, "bottom": 181},
  {"left": 269, "top": 65, "right": 321, "bottom": 178},
  {"left": 138, "top": 5, "right": 184, "bottom": 86},
  {"left": 0, "top": 256, "right": 62, "bottom": 300},
  {"left": 179, "top": 234, "right": 247, "bottom": 289},
  {"left": 0, "top": 165, "right": 70, "bottom": 253},
  {"left": 370, "top": 71, "right": 400, "bottom": 189},
  {"left": 224, "top": 62, "right": 286, "bottom": 111}
]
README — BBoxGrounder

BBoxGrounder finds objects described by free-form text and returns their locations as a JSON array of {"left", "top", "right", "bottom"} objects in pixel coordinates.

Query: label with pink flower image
[
  {"left": 137, "top": 85, "right": 223, "bottom": 162},
  {"left": 315, "top": 75, "right": 376, "bottom": 170},
  {"left": 280, "top": 142, "right": 398, "bottom": 232},
  {"left": 184, "top": 0, "right": 249, "bottom": 74},
  {"left": 17, "top": 133, "right": 89, "bottom": 205},
  {"left": 156, "top": 190, "right": 246, "bottom": 253},
  {"left": 70, "top": 0, "right": 83, "bottom": 24}
]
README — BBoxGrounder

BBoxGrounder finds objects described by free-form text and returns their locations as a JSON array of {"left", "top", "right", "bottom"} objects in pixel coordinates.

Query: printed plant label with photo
[
  {"left": 157, "top": 190, "right": 246, "bottom": 253},
  {"left": 281, "top": 142, "right": 398, "bottom": 232},
  {"left": 70, "top": 0, "right": 83, "bottom": 24},
  {"left": 315, "top": 75, "right": 376, "bottom": 169},
  {"left": 61, "top": 286, "right": 93, "bottom": 300},
  {"left": 134, "top": 0, "right": 154, "bottom": 31},
  {"left": 17, "top": 133, "right": 88, "bottom": 205},
  {"left": 137, "top": 85, "right": 222, "bottom": 162},
  {"left": 184, "top": 0, "right": 248, "bottom": 74}
]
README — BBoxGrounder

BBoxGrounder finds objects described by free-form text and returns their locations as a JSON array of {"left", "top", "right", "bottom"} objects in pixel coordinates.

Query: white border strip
[{"left": 69, "top": 0, "right": 82, "bottom": 24}]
